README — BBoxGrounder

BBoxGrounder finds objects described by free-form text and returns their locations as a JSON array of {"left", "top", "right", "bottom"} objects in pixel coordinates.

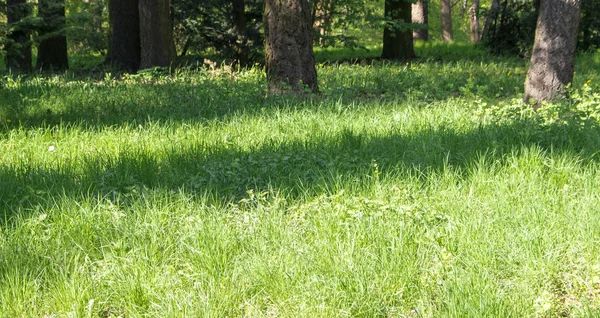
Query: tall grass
[{"left": 1, "top": 44, "right": 599, "bottom": 317}]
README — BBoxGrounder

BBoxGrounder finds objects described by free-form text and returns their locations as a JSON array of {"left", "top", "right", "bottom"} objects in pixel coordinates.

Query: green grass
[{"left": 1, "top": 44, "right": 600, "bottom": 317}]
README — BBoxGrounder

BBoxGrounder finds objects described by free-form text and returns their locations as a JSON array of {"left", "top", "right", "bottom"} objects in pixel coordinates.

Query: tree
[
  {"left": 382, "top": 0, "right": 415, "bottom": 59},
  {"left": 232, "top": 0, "right": 249, "bottom": 65},
  {"left": 36, "top": 0, "right": 68, "bottom": 70},
  {"left": 440, "top": 0, "right": 452, "bottom": 42},
  {"left": 107, "top": 0, "right": 140, "bottom": 71},
  {"left": 5, "top": 0, "right": 32, "bottom": 71},
  {"left": 524, "top": 0, "right": 581, "bottom": 106},
  {"left": 264, "top": 0, "right": 318, "bottom": 94},
  {"left": 469, "top": 0, "right": 480, "bottom": 43},
  {"left": 138, "top": 0, "right": 176, "bottom": 69},
  {"left": 412, "top": 0, "right": 428, "bottom": 41}
]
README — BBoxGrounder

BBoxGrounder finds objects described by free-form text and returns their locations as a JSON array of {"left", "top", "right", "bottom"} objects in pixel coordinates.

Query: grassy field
[{"left": 1, "top": 44, "right": 600, "bottom": 317}]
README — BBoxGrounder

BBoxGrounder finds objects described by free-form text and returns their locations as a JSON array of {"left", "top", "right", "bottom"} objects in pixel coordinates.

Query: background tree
[
  {"left": 67, "top": 0, "right": 108, "bottom": 56},
  {"left": 382, "top": 0, "right": 415, "bottom": 59},
  {"left": 5, "top": 0, "right": 32, "bottom": 71},
  {"left": 138, "top": 0, "right": 176, "bottom": 69},
  {"left": 468, "top": 0, "right": 479, "bottom": 43},
  {"left": 232, "top": 0, "right": 249, "bottom": 65},
  {"left": 440, "top": 0, "right": 452, "bottom": 42},
  {"left": 264, "top": 0, "right": 318, "bottom": 94},
  {"left": 107, "top": 0, "right": 140, "bottom": 71},
  {"left": 524, "top": 0, "right": 581, "bottom": 105},
  {"left": 412, "top": 0, "right": 428, "bottom": 41},
  {"left": 36, "top": 0, "right": 68, "bottom": 70}
]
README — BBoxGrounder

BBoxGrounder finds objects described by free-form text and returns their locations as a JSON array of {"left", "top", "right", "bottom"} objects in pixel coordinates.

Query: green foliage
[
  {"left": 172, "top": 0, "right": 263, "bottom": 62},
  {"left": 65, "top": 0, "right": 108, "bottom": 55},
  {"left": 480, "top": 0, "right": 539, "bottom": 57},
  {"left": 481, "top": 0, "right": 600, "bottom": 56}
]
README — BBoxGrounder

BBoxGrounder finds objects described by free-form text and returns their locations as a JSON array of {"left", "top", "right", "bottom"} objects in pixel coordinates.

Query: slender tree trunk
[
  {"left": 6, "top": 0, "right": 32, "bottom": 72},
  {"left": 382, "top": 0, "right": 415, "bottom": 59},
  {"left": 36, "top": 0, "right": 68, "bottom": 71},
  {"left": 264, "top": 0, "right": 318, "bottom": 94},
  {"left": 440, "top": 0, "right": 453, "bottom": 42},
  {"left": 139, "top": 0, "right": 176, "bottom": 69},
  {"left": 482, "top": 0, "right": 499, "bottom": 41},
  {"left": 108, "top": 0, "right": 140, "bottom": 71},
  {"left": 524, "top": 0, "right": 581, "bottom": 106},
  {"left": 232, "top": 0, "right": 248, "bottom": 65},
  {"left": 469, "top": 0, "right": 480, "bottom": 43},
  {"left": 412, "top": 0, "right": 428, "bottom": 41}
]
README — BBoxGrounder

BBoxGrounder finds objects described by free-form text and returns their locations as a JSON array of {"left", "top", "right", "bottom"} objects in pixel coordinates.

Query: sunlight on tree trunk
[
  {"left": 264, "top": 0, "right": 318, "bottom": 94},
  {"left": 412, "top": 0, "right": 428, "bottom": 41},
  {"left": 524, "top": 0, "right": 581, "bottom": 106},
  {"left": 441, "top": 0, "right": 453, "bottom": 42},
  {"left": 469, "top": 0, "right": 480, "bottom": 43}
]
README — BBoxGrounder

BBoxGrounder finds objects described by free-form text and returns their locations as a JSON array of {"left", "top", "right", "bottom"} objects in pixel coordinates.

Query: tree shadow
[{"left": 2, "top": 112, "right": 599, "bottom": 224}]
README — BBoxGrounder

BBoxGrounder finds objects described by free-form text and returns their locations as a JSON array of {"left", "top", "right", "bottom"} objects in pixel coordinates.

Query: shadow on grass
[{"left": 2, "top": 112, "right": 600, "bottom": 223}]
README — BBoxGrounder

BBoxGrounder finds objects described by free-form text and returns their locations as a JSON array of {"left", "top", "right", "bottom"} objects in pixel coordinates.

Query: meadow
[{"left": 1, "top": 43, "right": 600, "bottom": 317}]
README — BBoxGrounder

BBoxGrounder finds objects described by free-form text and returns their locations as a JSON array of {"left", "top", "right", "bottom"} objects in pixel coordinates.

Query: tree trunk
[
  {"left": 440, "top": 0, "right": 453, "bottom": 42},
  {"left": 481, "top": 0, "right": 499, "bottom": 41},
  {"left": 524, "top": 0, "right": 581, "bottom": 106},
  {"left": 232, "top": 0, "right": 249, "bottom": 65},
  {"left": 264, "top": 0, "right": 318, "bottom": 94},
  {"left": 139, "top": 0, "right": 176, "bottom": 69},
  {"left": 412, "top": 0, "right": 428, "bottom": 41},
  {"left": 36, "top": 0, "right": 68, "bottom": 71},
  {"left": 469, "top": 0, "right": 480, "bottom": 43},
  {"left": 5, "top": 0, "right": 32, "bottom": 72},
  {"left": 108, "top": 0, "right": 140, "bottom": 72},
  {"left": 382, "top": 0, "right": 415, "bottom": 59}
]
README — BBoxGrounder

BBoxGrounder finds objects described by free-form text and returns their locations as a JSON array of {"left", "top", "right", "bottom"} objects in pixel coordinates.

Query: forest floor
[{"left": 1, "top": 44, "right": 600, "bottom": 317}]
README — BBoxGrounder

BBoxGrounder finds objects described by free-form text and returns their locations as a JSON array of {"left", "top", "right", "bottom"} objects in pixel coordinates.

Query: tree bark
[
  {"left": 5, "top": 0, "right": 32, "bottom": 72},
  {"left": 36, "top": 0, "right": 68, "bottom": 71},
  {"left": 524, "top": 0, "right": 581, "bottom": 106},
  {"left": 440, "top": 0, "right": 453, "bottom": 42},
  {"left": 108, "top": 0, "right": 140, "bottom": 72},
  {"left": 481, "top": 0, "right": 499, "bottom": 41},
  {"left": 232, "top": 0, "right": 249, "bottom": 65},
  {"left": 382, "top": 0, "right": 415, "bottom": 59},
  {"left": 412, "top": 0, "right": 428, "bottom": 41},
  {"left": 264, "top": 0, "right": 318, "bottom": 94},
  {"left": 139, "top": 0, "right": 176, "bottom": 69},
  {"left": 469, "top": 0, "right": 480, "bottom": 43}
]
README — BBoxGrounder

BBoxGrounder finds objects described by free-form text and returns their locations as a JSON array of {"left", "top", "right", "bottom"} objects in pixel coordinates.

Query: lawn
[{"left": 1, "top": 44, "right": 600, "bottom": 317}]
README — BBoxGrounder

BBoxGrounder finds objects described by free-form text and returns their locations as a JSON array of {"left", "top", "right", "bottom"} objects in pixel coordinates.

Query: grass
[{"left": 1, "top": 44, "right": 600, "bottom": 317}]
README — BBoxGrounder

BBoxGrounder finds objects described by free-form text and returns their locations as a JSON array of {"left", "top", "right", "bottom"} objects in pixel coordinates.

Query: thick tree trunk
[
  {"left": 36, "top": 0, "right": 68, "bottom": 71},
  {"left": 440, "top": 0, "right": 453, "bottom": 42},
  {"left": 469, "top": 0, "right": 480, "bottom": 43},
  {"left": 412, "top": 0, "right": 428, "bottom": 41},
  {"left": 524, "top": 0, "right": 581, "bottom": 106},
  {"left": 382, "top": 0, "right": 415, "bottom": 59},
  {"left": 108, "top": 0, "right": 140, "bottom": 71},
  {"left": 264, "top": 0, "right": 318, "bottom": 94},
  {"left": 6, "top": 0, "right": 32, "bottom": 72},
  {"left": 232, "top": 0, "right": 249, "bottom": 65},
  {"left": 139, "top": 0, "right": 176, "bottom": 69}
]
